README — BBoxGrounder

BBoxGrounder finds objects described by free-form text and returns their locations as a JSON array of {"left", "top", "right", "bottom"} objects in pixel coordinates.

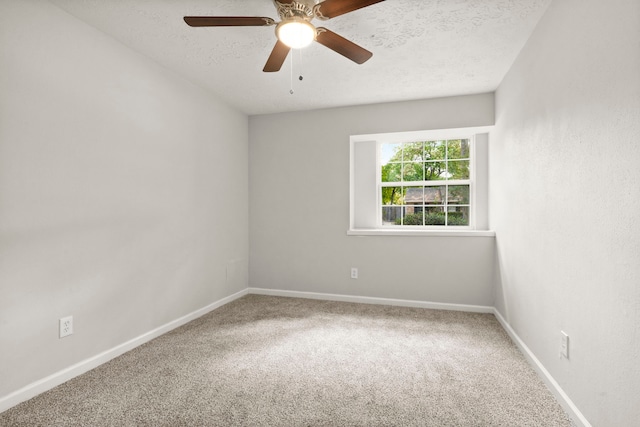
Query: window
[
  {"left": 380, "top": 139, "right": 472, "bottom": 227},
  {"left": 349, "top": 127, "right": 491, "bottom": 235}
]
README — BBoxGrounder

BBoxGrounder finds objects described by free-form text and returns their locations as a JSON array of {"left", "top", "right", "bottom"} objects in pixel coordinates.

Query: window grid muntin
[{"left": 379, "top": 138, "right": 472, "bottom": 227}]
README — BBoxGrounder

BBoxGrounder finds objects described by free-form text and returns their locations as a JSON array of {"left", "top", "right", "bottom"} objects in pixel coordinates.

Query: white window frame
[
  {"left": 349, "top": 127, "right": 494, "bottom": 237},
  {"left": 377, "top": 137, "right": 474, "bottom": 229}
]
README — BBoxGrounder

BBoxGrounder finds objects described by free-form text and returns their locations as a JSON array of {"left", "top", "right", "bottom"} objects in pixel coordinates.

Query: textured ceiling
[{"left": 48, "top": 0, "right": 551, "bottom": 115}]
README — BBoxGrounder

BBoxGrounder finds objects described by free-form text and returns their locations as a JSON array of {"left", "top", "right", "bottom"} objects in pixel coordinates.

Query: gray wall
[
  {"left": 0, "top": 0, "right": 248, "bottom": 399},
  {"left": 249, "top": 95, "right": 496, "bottom": 305},
  {"left": 490, "top": 0, "right": 640, "bottom": 424}
]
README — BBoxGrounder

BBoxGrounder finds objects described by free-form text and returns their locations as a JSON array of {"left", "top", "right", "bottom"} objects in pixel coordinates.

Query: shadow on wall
[{"left": 493, "top": 238, "right": 509, "bottom": 321}]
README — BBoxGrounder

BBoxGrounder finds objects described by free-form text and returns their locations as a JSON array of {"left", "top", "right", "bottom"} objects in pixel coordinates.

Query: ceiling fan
[{"left": 184, "top": 0, "right": 385, "bottom": 72}]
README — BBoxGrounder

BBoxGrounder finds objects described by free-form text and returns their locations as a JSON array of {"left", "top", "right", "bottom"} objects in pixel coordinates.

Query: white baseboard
[
  {"left": 0, "top": 288, "right": 248, "bottom": 414},
  {"left": 248, "top": 287, "right": 494, "bottom": 313},
  {"left": 492, "top": 309, "right": 591, "bottom": 427}
]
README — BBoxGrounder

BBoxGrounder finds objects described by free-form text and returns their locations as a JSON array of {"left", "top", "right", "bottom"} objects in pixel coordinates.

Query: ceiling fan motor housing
[{"left": 275, "top": 1, "right": 315, "bottom": 21}]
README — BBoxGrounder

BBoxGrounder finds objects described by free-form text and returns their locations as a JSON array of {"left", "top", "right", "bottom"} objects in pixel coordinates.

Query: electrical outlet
[
  {"left": 560, "top": 331, "right": 569, "bottom": 359},
  {"left": 59, "top": 316, "right": 73, "bottom": 338},
  {"left": 351, "top": 267, "right": 358, "bottom": 279}
]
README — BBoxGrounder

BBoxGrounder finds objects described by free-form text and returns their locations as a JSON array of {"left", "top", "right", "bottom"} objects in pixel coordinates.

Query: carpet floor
[{"left": 0, "top": 294, "right": 572, "bottom": 426}]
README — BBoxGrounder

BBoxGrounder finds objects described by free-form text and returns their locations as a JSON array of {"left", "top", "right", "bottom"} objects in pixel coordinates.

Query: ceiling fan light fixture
[{"left": 276, "top": 17, "right": 316, "bottom": 49}]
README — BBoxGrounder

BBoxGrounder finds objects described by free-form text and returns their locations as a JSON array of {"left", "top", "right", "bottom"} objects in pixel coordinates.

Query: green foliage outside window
[
  {"left": 394, "top": 212, "right": 468, "bottom": 226},
  {"left": 381, "top": 139, "right": 471, "bottom": 227},
  {"left": 381, "top": 139, "right": 469, "bottom": 185}
]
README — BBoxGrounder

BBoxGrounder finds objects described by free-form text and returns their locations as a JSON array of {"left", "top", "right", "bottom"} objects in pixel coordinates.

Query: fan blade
[
  {"left": 315, "top": 0, "right": 385, "bottom": 19},
  {"left": 183, "top": 16, "right": 275, "bottom": 27},
  {"left": 315, "top": 28, "right": 372, "bottom": 64},
  {"left": 263, "top": 40, "right": 291, "bottom": 72}
]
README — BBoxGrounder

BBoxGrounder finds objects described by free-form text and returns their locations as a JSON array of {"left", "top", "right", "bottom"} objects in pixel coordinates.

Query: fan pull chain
[
  {"left": 289, "top": 49, "right": 304, "bottom": 95},
  {"left": 289, "top": 50, "right": 294, "bottom": 95},
  {"left": 298, "top": 48, "right": 304, "bottom": 82}
]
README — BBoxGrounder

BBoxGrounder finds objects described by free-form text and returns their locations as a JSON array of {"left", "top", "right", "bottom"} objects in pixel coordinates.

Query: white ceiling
[{"left": 49, "top": 0, "right": 551, "bottom": 115}]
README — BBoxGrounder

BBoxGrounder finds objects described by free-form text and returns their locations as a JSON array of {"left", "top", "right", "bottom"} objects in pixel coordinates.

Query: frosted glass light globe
[{"left": 277, "top": 18, "right": 316, "bottom": 49}]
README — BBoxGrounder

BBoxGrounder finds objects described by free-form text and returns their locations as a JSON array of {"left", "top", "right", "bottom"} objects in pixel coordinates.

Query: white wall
[
  {"left": 490, "top": 0, "right": 640, "bottom": 425},
  {"left": 0, "top": 0, "right": 248, "bottom": 401},
  {"left": 249, "top": 95, "right": 496, "bottom": 305}
]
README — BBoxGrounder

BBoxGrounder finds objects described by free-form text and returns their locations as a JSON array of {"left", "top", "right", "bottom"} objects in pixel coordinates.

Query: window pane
[
  {"left": 403, "top": 142, "right": 424, "bottom": 162},
  {"left": 403, "top": 162, "right": 423, "bottom": 181},
  {"left": 447, "top": 185, "right": 470, "bottom": 205},
  {"left": 448, "top": 206, "right": 469, "bottom": 226},
  {"left": 403, "top": 186, "right": 423, "bottom": 205},
  {"left": 382, "top": 162, "right": 402, "bottom": 182},
  {"left": 447, "top": 160, "right": 470, "bottom": 180},
  {"left": 424, "top": 186, "right": 446, "bottom": 205},
  {"left": 376, "top": 134, "right": 473, "bottom": 229},
  {"left": 381, "top": 143, "right": 402, "bottom": 165},
  {"left": 424, "top": 161, "right": 447, "bottom": 180},
  {"left": 402, "top": 206, "right": 424, "bottom": 226},
  {"left": 447, "top": 139, "right": 470, "bottom": 160},
  {"left": 382, "top": 206, "right": 402, "bottom": 225},
  {"left": 425, "top": 206, "right": 446, "bottom": 225},
  {"left": 424, "top": 140, "right": 445, "bottom": 161},
  {"left": 381, "top": 186, "right": 403, "bottom": 205}
]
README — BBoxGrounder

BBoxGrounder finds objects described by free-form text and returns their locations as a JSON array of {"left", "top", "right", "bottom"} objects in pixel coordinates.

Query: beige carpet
[{"left": 1, "top": 295, "right": 572, "bottom": 426}]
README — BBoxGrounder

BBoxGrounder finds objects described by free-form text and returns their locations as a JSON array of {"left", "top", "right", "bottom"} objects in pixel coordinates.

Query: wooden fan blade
[
  {"left": 315, "top": 0, "right": 385, "bottom": 19},
  {"left": 315, "top": 28, "right": 372, "bottom": 64},
  {"left": 263, "top": 40, "right": 291, "bottom": 72},
  {"left": 183, "top": 16, "right": 275, "bottom": 27}
]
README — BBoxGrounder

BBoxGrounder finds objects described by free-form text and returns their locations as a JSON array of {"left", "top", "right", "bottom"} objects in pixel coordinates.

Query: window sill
[{"left": 347, "top": 228, "right": 495, "bottom": 237}]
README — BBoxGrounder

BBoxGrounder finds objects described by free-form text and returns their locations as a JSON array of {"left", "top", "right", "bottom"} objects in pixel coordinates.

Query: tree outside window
[{"left": 380, "top": 139, "right": 471, "bottom": 227}]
